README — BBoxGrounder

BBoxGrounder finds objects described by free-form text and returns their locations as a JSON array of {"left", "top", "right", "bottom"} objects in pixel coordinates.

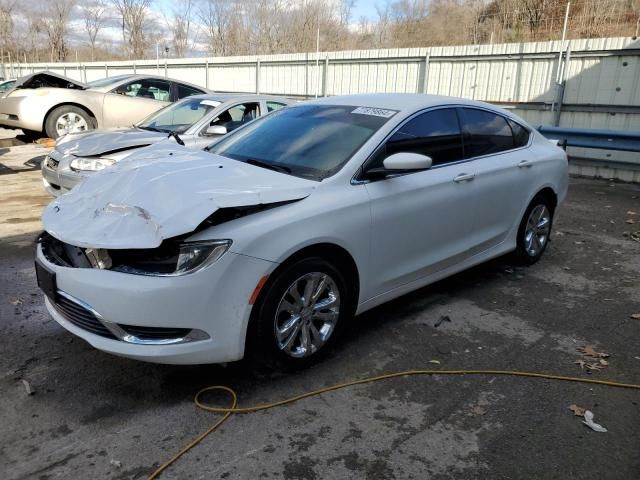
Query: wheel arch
[
  {"left": 533, "top": 186, "right": 558, "bottom": 213},
  {"left": 243, "top": 241, "right": 361, "bottom": 361}
]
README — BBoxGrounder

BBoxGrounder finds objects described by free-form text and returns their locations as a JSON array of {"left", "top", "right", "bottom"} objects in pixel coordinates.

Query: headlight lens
[
  {"left": 109, "top": 239, "right": 232, "bottom": 276},
  {"left": 70, "top": 157, "right": 116, "bottom": 172},
  {"left": 175, "top": 240, "right": 232, "bottom": 275}
]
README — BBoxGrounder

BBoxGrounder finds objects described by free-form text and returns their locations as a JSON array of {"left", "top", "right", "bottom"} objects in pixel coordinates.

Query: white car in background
[
  {"left": 40, "top": 94, "right": 291, "bottom": 196},
  {"left": 35, "top": 94, "right": 568, "bottom": 366}
]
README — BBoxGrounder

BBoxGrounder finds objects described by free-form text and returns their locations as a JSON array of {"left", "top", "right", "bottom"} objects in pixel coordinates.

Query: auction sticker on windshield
[{"left": 351, "top": 107, "right": 397, "bottom": 118}]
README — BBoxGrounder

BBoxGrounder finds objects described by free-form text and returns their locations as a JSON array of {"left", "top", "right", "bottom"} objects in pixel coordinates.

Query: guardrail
[{"left": 537, "top": 126, "right": 640, "bottom": 153}]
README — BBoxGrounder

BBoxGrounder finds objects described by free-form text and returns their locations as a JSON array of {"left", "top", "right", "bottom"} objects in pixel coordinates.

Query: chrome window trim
[{"left": 55, "top": 290, "right": 209, "bottom": 345}]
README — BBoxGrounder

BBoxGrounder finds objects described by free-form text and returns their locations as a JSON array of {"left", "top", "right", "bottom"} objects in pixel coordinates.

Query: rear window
[
  {"left": 460, "top": 108, "right": 514, "bottom": 158},
  {"left": 508, "top": 118, "right": 530, "bottom": 147}
]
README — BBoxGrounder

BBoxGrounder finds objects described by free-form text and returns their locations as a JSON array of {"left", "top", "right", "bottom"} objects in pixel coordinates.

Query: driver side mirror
[
  {"left": 205, "top": 125, "right": 227, "bottom": 136},
  {"left": 365, "top": 152, "right": 432, "bottom": 180}
]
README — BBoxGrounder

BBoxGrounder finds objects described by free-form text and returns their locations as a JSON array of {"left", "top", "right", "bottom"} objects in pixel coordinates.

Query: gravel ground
[{"left": 1, "top": 139, "right": 639, "bottom": 480}]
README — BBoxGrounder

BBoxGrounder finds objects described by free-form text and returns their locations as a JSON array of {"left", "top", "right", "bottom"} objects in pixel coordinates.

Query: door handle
[
  {"left": 453, "top": 173, "right": 475, "bottom": 183},
  {"left": 517, "top": 160, "right": 533, "bottom": 168}
]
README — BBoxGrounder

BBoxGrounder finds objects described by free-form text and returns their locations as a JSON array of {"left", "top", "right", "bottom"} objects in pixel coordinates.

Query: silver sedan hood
[
  {"left": 42, "top": 144, "right": 316, "bottom": 249},
  {"left": 56, "top": 128, "right": 168, "bottom": 157}
]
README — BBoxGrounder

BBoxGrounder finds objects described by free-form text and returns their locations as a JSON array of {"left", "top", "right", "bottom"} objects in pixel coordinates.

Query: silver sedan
[
  {"left": 0, "top": 72, "right": 209, "bottom": 139},
  {"left": 41, "top": 94, "right": 292, "bottom": 196}
]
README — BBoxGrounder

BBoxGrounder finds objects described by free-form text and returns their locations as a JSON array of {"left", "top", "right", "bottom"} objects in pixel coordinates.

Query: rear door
[
  {"left": 364, "top": 108, "right": 479, "bottom": 297},
  {"left": 458, "top": 107, "right": 535, "bottom": 254},
  {"left": 102, "top": 78, "right": 172, "bottom": 127}
]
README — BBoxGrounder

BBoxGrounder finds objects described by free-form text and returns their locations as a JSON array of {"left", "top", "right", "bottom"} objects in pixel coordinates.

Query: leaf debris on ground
[
  {"left": 575, "top": 346, "right": 610, "bottom": 372},
  {"left": 631, "top": 313, "right": 640, "bottom": 320},
  {"left": 569, "top": 404, "right": 586, "bottom": 417}
]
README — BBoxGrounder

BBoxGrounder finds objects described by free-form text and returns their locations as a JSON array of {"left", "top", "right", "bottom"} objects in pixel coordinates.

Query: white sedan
[{"left": 35, "top": 94, "right": 568, "bottom": 365}]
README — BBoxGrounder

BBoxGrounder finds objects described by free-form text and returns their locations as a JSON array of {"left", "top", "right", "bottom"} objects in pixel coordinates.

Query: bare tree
[
  {"left": 42, "top": 0, "right": 76, "bottom": 62},
  {"left": 112, "top": 0, "right": 152, "bottom": 59},
  {"left": 0, "top": 0, "right": 15, "bottom": 65},
  {"left": 169, "top": 0, "right": 192, "bottom": 57},
  {"left": 82, "top": 0, "right": 108, "bottom": 61}
]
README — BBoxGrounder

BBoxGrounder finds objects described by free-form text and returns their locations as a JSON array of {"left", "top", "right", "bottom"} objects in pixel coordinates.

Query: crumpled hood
[
  {"left": 56, "top": 128, "right": 168, "bottom": 157},
  {"left": 42, "top": 144, "right": 317, "bottom": 249},
  {"left": 15, "top": 71, "right": 87, "bottom": 90}
]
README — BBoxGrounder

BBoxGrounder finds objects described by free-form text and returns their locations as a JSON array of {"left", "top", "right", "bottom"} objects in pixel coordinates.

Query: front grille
[
  {"left": 53, "top": 294, "right": 116, "bottom": 339},
  {"left": 45, "top": 155, "right": 59, "bottom": 170},
  {"left": 118, "top": 324, "right": 190, "bottom": 341}
]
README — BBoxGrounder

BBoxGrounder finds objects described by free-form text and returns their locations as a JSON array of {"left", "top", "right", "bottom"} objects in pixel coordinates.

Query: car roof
[
  {"left": 89, "top": 74, "right": 212, "bottom": 93},
  {"left": 304, "top": 93, "right": 506, "bottom": 115},
  {"left": 183, "top": 93, "right": 292, "bottom": 104}
]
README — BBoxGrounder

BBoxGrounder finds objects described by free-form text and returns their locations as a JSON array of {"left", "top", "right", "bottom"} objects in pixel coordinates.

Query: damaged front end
[{"left": 38, "top": 231, "right": 232, "bottom": 277}]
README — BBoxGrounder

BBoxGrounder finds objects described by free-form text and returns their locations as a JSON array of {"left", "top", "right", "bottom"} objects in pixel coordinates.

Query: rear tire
[
  {"left": 44, "top": 105, "right": 95, "bottom": 139},
  {"left": 514, "top": 193, "right": 554, "bottom": 265},
  {"left": 248, "top": 257, "right": 351, "bottom": 369}
]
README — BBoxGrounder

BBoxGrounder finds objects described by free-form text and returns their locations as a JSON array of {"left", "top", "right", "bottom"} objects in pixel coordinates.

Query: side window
[
  {"left": 176, "top": 83, "right": 205, "bottom": 99},
  {"left": 210, "top": 102, "right": 260, "bottom": 133},
  {"left": 111, "top": 79, "right": 171, "bottom": 102},
  {"left": 373, "top": 108, "right": 463, "bottom": 168},
  {"left": 267, "top": 101, "right": 287, "bottom": 112},
  {"left": 460, "top": 108, "right": 514, "bottom": 158},
  {"left": 508, "top": 118, "right": 530, "bottom": 147}
]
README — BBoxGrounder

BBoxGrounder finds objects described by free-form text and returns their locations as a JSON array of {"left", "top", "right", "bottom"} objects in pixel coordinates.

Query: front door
[
  {"left": 364, "top": 108, "right": 479, "bottom": 297},
  {"left": 102, "top": 78, "right": 171, "bottom": 128}
]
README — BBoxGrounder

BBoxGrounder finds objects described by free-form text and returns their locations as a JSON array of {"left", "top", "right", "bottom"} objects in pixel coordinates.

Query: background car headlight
[
  {"left": 70, "top": 157, "right": 116, "bottom": 172},
  {"left": 175, "top": 240, "right": 232, "bottom": 274}
]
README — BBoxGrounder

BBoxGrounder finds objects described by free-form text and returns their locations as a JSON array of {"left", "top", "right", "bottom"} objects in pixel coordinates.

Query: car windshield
[
  {"left": 207, "top": 104, "right": 394, "bottom": 181},
  {"left": 87, "top": 75, "right": 132, "bottom": 88},
  {"left": 137, "top": 98, "right": 219, "bottom": 133}
]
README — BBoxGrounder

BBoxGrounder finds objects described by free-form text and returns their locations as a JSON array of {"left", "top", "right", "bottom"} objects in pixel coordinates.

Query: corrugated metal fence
[{"left": 3, "top": 37, "right": 639, "bottom": 164}]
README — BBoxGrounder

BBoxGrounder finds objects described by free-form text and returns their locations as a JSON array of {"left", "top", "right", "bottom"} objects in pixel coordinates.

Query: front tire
[
  {"left": 249, "top": 257, "right": 350, "bottom": 368},
  {"left": 44, "top": 106, "right": 95, "bottom": 139},
  {"left": 514, "top": 193, "right": 554, "bottom": 264}
]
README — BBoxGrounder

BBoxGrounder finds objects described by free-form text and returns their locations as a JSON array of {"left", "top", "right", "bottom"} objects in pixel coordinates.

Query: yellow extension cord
[{"left": 147, "top": 369, "right": 640, "bottom": 479}]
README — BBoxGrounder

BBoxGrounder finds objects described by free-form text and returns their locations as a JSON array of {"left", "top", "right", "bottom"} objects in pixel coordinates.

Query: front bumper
[{"left": 36, "top": 243, "right": 276, "bottom": 364}]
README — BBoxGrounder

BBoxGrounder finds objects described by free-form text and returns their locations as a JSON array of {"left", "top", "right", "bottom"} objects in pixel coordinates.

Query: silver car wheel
[
  {"left": 524, "top": 204, "right": 551, "bottom": 257},
  {"left": 55, "top": 112, "right": 89, "bottom": 137},
  {"left": 274, "top": 272, "right": 340, "bottom": 358}
]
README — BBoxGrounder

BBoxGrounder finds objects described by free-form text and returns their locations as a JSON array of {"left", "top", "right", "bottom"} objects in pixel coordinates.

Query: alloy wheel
[
  {"left": 274, "top": 272, "right": 340, "bottom": 358},
  {"left": 55, "top": 112, "right": 89, "bottom": 137},
  {"left": 524, "top": 204, "right": 551, "bottom": 257}
]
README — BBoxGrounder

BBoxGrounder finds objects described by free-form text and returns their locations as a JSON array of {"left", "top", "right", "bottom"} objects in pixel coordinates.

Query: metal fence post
[
  {"left": 133, "top": 62, "right": 136, "bottom": 74},
  {"left": 553, "top": 45, "right": 571, "bottom": 126},
  {"left": 256, "top": 58, "right": 261, "bottom": 94},
  {"left": 322, "top": 56, "right": 329, "bottom": 97},
  {"left": 205, "top": 59, "right": 209, "bottom": 90},
  {"left": 422, "top": 52, "right": 430, "bottom": 93},
  {"left": 105, "top": 64, "right": 108, "bottom": 77}
]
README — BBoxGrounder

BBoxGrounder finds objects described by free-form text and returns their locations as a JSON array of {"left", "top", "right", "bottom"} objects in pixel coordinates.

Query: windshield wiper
[
  {"left": 168, "top": 131, "right": 185, "bottom": 146},
  {"left": 136, "top": 125, "right": 163, "bottom": 132},
  {"left": 244, "top": 158, "right": 291, "bottom": 174}
]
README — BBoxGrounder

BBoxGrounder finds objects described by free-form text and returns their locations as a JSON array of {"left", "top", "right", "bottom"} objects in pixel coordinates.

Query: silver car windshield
[
  {"left": 207, "top": 104, "right": 395, "bottom": 181},
  {"left": 137, "top": 98, "right": 220, "bottom": 134}
]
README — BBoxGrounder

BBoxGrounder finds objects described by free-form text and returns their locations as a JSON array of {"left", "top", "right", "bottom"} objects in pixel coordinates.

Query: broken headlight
[
  {"left": 110, "top": 239, "right": 232, "bottom": 276},
  {"left": 70, "top": 157, "right": 116, "bottom": 172},
  {"left": 175, "top": 240, "right": 232, "bottom": 275}
]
